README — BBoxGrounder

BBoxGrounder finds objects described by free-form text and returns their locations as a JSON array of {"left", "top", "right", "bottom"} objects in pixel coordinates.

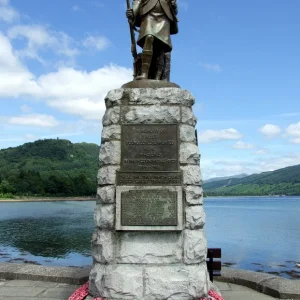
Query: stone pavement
[
  {"left": 215, "top": 281, "right": 279, "bottom": 300},
  {"left": 0, "top": 279, "right": 79, "bottom": 300},
  {"left": 0, "top": 278, "right": 281, "bottom": 300}
]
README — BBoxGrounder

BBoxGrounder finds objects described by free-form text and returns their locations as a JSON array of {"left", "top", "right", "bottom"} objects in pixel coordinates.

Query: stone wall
[{"left": 89, "top": 88, "right": 209, "bottom": 300}]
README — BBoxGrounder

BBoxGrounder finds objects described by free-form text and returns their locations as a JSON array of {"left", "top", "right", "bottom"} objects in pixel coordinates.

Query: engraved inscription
[
  {"left": 121, "top": 124, "right": 179, "bottom": 172},
  {"left": 117, "top": 171, "right": 182, "bottom": 186},
  {"left": 121, "top": 190, "right": 178, "bottom": 226}
]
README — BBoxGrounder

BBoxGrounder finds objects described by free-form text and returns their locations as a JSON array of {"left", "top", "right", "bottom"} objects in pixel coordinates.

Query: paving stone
[
  {"left": 221, "top": 290, "right": 277, "bottom": 300},
  {"left": 0, "top": 286, "right": 46, "bottom": 297},
  {"left": 38, "top": 286, "right": 78, "bottom": 298},
  {"left": 3, "top": 280, "right": 58, "bottom": 288},
  {"left": 228, "top": 282, "right": 254, "bottom": 291},
  {"left": 214, "top": 281, "right": 231, "bottom": 291},
  {"left": 0, "top": 297, "right": 64, "bottom": 300}
]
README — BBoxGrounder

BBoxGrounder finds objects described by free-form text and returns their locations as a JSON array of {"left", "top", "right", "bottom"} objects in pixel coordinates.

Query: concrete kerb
[
  {"left": 0, "top": 263, "right": 90, "bottom": 285},
  {"left": 218, "top": 267, "right": 300, "bottom": 299},
  {"left": 0, "top": 263, "right": 299, "bottom": 299}
]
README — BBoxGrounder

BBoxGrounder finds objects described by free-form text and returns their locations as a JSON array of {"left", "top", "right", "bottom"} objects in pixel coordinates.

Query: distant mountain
[
  {"left": 0, "top": 139, "right": 99, "bottom": 197},
  {"left": 205, "top": 173, "right": 249, "bottom": 183},
  {"left": 203, "top": 164, "right": 300, "bottom": 196}
]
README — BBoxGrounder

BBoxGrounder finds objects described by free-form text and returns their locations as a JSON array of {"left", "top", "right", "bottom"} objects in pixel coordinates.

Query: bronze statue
[{"left": 126, "top": 0, "right": 178, "bottom": 81}]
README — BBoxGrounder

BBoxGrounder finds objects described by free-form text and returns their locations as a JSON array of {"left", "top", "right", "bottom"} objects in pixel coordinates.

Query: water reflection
[{"left": 0, "top": 201, "right": 95, "bottom": 266}]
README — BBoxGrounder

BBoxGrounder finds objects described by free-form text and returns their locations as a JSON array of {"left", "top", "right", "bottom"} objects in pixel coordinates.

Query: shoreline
[{"left": 0, "top": 197, "right": 96, "bottom": 202}]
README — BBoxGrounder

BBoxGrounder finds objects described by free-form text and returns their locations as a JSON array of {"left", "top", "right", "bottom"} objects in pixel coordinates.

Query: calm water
[{"left": 0, "top": 197, "right": 299, "bottom": 278}]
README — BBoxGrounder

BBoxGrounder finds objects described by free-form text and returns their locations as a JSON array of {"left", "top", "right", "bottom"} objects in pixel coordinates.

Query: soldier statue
[{"left": 126, "top": 0, "right": 178, "bottom": 81}]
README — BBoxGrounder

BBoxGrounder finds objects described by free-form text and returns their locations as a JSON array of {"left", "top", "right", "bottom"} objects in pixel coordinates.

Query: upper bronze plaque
[{"left": 121, "top": 124, "right": 179, "bottom": 172}]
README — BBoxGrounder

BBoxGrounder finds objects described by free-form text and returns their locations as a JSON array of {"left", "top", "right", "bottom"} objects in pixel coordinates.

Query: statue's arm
[{"left": 132, "top": 0, "right": 142, "bottom": 20}]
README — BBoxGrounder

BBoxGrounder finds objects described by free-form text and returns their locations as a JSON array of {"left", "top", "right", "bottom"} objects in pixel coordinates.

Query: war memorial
[{"left": 88, "top": 0, "right": 210, "bottom": 299}]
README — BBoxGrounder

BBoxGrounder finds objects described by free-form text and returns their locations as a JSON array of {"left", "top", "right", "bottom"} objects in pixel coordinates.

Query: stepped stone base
[{"left": 89, "top": 87, "right": 209, "bottom": 299}]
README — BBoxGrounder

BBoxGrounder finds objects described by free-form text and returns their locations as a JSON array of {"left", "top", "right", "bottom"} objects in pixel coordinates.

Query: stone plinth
[{"left": 89, "top": 88, "right": 209, "bottom": 300}]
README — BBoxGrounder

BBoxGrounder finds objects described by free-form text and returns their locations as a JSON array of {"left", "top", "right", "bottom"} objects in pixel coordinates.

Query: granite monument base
[{"left": 89, "top": 87, "right": 209, "bottom": 299}]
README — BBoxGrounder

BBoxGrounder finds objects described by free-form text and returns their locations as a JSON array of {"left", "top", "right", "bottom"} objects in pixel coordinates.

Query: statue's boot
[
  {"left": 155, "top": 52, "right": 165, "bottom": 80},
  {"left": 136, "top": 50, "right": 152, "bottom": 80}
]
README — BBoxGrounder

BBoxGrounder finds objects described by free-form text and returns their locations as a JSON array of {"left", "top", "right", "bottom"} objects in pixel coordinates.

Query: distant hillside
[
  {"left": 0, "top": 139, "right": 99, "bottom": 197},
  {"left": 205, "top": 173, "right": 248, "bottom": 184},
  {"left": 203, "top": 164, "right": 300, "bottom": 196}
]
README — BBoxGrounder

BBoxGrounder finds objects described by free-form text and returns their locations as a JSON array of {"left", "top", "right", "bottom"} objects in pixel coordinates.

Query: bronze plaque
[
  {"left": 121, "top": 190, "right": 177, "bottom": 226},
  {"left": 121, "top": 124, "right": 179, "bottom": 172},
  {"left": 117, "top": 171, "right": 182, "bottom": 186}
]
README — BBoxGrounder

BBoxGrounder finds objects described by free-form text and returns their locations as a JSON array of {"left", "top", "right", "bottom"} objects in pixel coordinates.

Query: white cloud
[
  {"left": 286, "top": 121, "right": 300, "bottom": 144},
  {"left": 233, "top": 141, "right": 255, "bottom": 149},
  {"left": 0, "top": 33, "right": 132, "bottom": 120},
  {"left": 202, "top": 153, "right": 300, "bottom": 180},
  {"left": 0, "top": 0, "right": 19, "bottom": 23},
  {"left": 255, "top": 149, "right": 269, "bottom": 155},
  {"left": 20, "top": 104, "right": 32, "bottom": 113},
  {"left": 8, "top": 114, "right": 59, "bottom": 127},
  {"left": 36, "top": 64, "right": 132, "bottom": 120},
  {"left": 198, "top": 128, "right": 242, "bottom": 143},
  {"left": 83, "top": 35, "right": 111, "bottom": 51},
  {"left": 259, "top": 124, "right": 281, "bottom": 138},
  {"left": 0, "top": 33, "right": 40, "bottom": 97},
  {"left": 8, "top": 25, "right": 79, "bottom": 62},
  {"left": 200, "top": 63, "right": 222, "bottom": 73}
]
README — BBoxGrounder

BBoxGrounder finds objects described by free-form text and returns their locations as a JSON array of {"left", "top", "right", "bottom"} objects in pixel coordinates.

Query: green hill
[
  {"left": 203, "top": 164, "right": 300, "bottom": 196},
  {"left": 0, "top": 139, "right": 99, "bottom": 198}
]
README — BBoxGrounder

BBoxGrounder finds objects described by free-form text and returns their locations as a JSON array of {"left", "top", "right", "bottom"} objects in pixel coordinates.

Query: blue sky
[{"left": 0, "top": 0, "right": 300, "bottom": 179}]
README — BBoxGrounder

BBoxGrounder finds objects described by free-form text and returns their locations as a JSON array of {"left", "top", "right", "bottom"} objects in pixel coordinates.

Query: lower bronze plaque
[{"left": 121, "top": 190, "right": 177, "bottom": 226}]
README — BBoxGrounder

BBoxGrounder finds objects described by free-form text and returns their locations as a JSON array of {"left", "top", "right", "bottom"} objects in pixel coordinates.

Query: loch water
[{"left": 0, "top": 197, "right": 299, "bottom": 278}]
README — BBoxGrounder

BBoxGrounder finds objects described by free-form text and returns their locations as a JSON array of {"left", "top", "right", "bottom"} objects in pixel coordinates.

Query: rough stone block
[
  {"left": 180, "top": 125, "right": 196, "bottom": 143},
  {"left": 105, "top": 89, "right": 124, "bottom": 108},
  {"left": 102, "top": 265, "right": 143, "bottom": 299},
  {"left": 105, "top": 88, "right": 195, "bottom": 107},
  {"left": 89, "top": 264, "right": 106, "bottom": 297},
  {"left": 184, "top": 185, "right": 203, "bottom": 205},
  {"left": 99, "top": 141, "right": 121, "bottom": 166},
  {"left": 94, "top": 204, "right": 115, "bottom": 229},
  {"left": 122, "top": 105, "right": 180, "bottom": 124},
  {"left": 144, "top": 265, "right": 208, "bottom": 300},
  {"left": 186, "top": 206, "right": 205, "bottom": 229},
  {"left": 97, "top": 166, "right": 118, "bottom": 185},
  {"left": 96, "top": 186, "right": 115, "bottom": 204},
  {"left": 184, "top": 229, "right": 207, "bottom": 264},
  {"left": 116, "top": 232, "right": 182, "bottom": 264},
  {"left": 181, "top": 165, "right": 202, "bottom": 185},
  {"left": 180, "top": 143, "right": 200, "bottom": 165},
  {"left": 101, "top": 125, "right": 121, "bottom": 142},
  {"left": 182, "top": 106, "right": 197, "bottom": 126},
  {"left": 102, "top": 106, "right": 120, "bottom": 126},
  {"left": 91, "top": 230, "right": 115, "bottom": 263}
]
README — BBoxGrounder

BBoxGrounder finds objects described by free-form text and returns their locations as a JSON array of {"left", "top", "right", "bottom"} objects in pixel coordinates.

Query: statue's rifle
[{"left": 126, "top": 0, "right": 138, "bottom": 78}]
